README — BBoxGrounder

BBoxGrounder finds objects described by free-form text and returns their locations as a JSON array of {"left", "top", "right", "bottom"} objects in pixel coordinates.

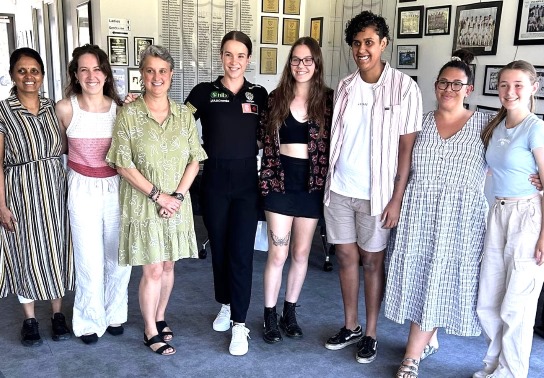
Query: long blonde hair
[{"left": 481, "top": 60, "right": 537, "bottom": 148}]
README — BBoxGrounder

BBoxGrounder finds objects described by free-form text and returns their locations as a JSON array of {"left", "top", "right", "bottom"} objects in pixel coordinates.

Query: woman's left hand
[
  {"left": 529, "top": 173, "right": 543, "bottom": 191},
  {"left": 158, "top": 206, "right": 175, "bottom": 219},
  {"left": 156, "top": 194, "right": 181, "bottom": 218},
  {"left": 535, "top": 236, "right": 544, "bottom": 265},
  {"left": 381, "top": 199, "right": 401, "bottom": 229}
]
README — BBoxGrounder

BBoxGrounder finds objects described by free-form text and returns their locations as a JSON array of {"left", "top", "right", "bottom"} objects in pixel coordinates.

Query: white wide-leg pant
[
  {"left": 476, "top": 196, "right": 544, "bottom": 378},
  {"left": 68, "top": 170, "right": 132, "bottom": 337}
]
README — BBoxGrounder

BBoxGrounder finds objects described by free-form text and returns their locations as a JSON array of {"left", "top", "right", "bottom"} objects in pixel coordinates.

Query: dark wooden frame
[
  {"left": 397, "top": 45, "right": 418, "bottom": 69},
  {"left": 514, "top": 0, "right": 544, "bottom": 45},
  {"left": 483, "top": 65, "right": 502, "bottom": 96},
  {"left": 310, "top": 17, "right": 323, "bottom": 46},
  {"left": 452, "top": 1, "right": 503, "bottom": 55},
  {"left": 397, "top": 6, "right": 424, "bottom": 39},
  {"left": 425, "top": 5, "right": 451, "bottom": 36}
]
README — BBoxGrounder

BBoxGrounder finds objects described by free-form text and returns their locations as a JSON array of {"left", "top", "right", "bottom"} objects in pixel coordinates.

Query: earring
[{"left": 76, "top": 79, "right": 79, "bottom": 84}]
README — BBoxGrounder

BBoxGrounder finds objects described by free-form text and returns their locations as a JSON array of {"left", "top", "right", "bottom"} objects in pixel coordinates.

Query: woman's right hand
[
  {"left": 0, "top": 206, "right": 16, "bottom": 232},
  {"left": 156, "top": 194, "right": 181, "bottom": 218}
]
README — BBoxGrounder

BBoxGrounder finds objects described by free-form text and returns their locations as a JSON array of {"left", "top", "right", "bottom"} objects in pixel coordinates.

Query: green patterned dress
[{"left": 106, "top": 97, "right": 207, "bottom": 266}]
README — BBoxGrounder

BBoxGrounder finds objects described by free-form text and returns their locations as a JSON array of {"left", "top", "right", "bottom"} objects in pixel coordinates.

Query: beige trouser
[{"left": 476, "top": 195, "right": 544, "bottom": 378}]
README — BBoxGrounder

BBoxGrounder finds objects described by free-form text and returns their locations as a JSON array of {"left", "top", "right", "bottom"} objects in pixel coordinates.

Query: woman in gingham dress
[{"left": 385, "top": 50, "right": 489, "bottom": 377}]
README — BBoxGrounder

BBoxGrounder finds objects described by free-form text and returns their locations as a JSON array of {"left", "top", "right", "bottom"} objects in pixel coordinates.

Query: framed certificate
[
  {"left": 310, "top": 17, "right": 323, "bottom": 46},
  {"left": 262, "top": 0, "right": 279, "bottom": 13},
  {"left": 260, "top": 47, "right": 277, "bottom": 75},
  {"left": 134, "top": 37, "right": 154, "bottom": 66},
  {"left": 284, "top": 0, "right": 301, "bottom": 15},
  {"left": 261, "top": 16, "right": 279, "bottom": 44},
  {"left": 282, "top": 18, "right": 300, "bottom": 46},
  {"left": 107, "top": 36, "right": 128, "bottom": 66}
]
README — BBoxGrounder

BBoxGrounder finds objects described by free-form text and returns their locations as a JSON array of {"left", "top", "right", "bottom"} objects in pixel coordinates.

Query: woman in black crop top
[{"left": 258, "top": 37, "right": 333, "bottom": 343}]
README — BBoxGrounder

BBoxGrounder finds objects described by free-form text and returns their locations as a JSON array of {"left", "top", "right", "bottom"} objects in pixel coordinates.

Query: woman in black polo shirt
[{"left": 185, "top": 31, "right": 268, "bottom": 356}]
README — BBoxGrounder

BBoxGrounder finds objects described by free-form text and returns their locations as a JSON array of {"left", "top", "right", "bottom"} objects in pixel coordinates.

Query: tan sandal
[{"left": 396, "top": 357, "right": 419, "bottom": 378}]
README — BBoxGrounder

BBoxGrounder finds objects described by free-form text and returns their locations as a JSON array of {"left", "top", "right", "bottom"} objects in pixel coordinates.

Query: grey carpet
[{"left": 0, "top": 216, "right": 543, "bottom": 377}]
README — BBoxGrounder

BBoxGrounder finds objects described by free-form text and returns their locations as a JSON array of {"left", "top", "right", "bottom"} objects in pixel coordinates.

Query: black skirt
[{"left": 263, "top": 154, "right": 323, "bottom": 219}]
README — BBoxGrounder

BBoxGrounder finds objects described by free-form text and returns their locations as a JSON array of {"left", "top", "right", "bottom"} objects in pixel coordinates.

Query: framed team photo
[
  {"left": 397, "top": 6, "right": 424, "bottom": 39},
  {"left": 514, "top": 0, "right": 544, "bottom": 45},
  {"left": 425, "top": 5, "right": 451, "bottom": 36},
  {"left": 483, "top": 65, "right": 502, "bottom": 96}
]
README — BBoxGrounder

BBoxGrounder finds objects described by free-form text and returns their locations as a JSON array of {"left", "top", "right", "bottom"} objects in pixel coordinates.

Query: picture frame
[
  {"left": 399, "top": 0, "right": 417, "bottom": 2},
  {"left": 410, "top": 76, "right": 418, "bottom": 83},
  {"left": 76, "top": 1, "right": 92, "bottom": 46},
  {"left": 514, "top": 0, "right": 544, "bottom": 45},
  {"left": 127, "top": 68, "right": 141, "bottom": 93},
  {"left": 260, "top": 47, "right": 277, "bottom": 75},
  {"left": 261, "top": 0, "right": 279, "bottom": 13},
  {"left": 397, "top": 6, "right": 424, "bottom": 39},
  {"left": 261, "top": 16, "right": 279, "bottom": 44},
  {"left": 282, "top": 18, "right": 300, "bottom": 46},
  {"left": 452, "top": 1, "right": 503, "bottom": 55},
  {"left": 534, "top": 65, "right": 544, "bottom": 99},
  {"left": 476, "top": 104, "right": 499, "bottom": 114},
  {"left": 536, "top": 113, "right": 544, "bottom": 120},
  {"left": 134, "top": 37, "right": 154, "bottom": 66},
  {"left": 425, "top": 5, "right": 451, "bottom": 36},
  {"left": 283, "top": 0, "right": 301, "bottom": 15},
  {"left": 397, "top": 45, "right": 418, "bottom": 69},
  {"left": 483, "top": 65, "right": 502, "bottom": 96},
  {"left": 310, "top": 17, "right": 323, "bottom": 47},
  {"left": 469, "top": 63, "right": 476, "bottom": 83},
  {"left": 107, "top": 36, "right": 128, "bottom": 66}
]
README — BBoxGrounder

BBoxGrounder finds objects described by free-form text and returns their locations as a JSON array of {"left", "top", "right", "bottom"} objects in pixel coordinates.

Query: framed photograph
[
  {"left": 260, "top": 47, "right": 277, "bottom": 75},
  {"left": 262, "top": 0, "right": 279, "bottom": 13},
  {"left": 283, "top": 0, "right": 301, "bottom": 15},
  {"left": 397, "top": 45, "right": 418, "bottom": 69},
  {"left": 283, "top": 18, "right": 300, "bottom": 46},
  {"left": 476, "top": 104, "right": 499, "bottom": 114},
  {"left": 452, "top": 1, "right": 503, "bottom": 55},
  {"left": 134, "top": 37, "right": 154, "bottom": 66},
  {"left": 261, "top": 16, "right": 279, "bottom": 44},
  {"left": 425, "top": 5, "right": 451, "bottom": 36},
  {"left": 310, "top": 17, "right": 323, "bottom": 47},
  {"left": 76, "top": 1, "right": 92, "bottom": 46},
  {"left": 107, "top": 36, "right": 128, "bottom": 66},
  {"left": 535, "top": 66, "right": 544, "bottom": 99},
  {"left": 397, "top": 6, "right": 424, "bottom": 39},
  {"left": 483, "top": 65, "right": 502, "bottom": 96},
  {"left": 469, "top": 63, "right": 476, "bottom": 82},
  {"left": 514, "top": 0, "right": 544, "bottom": 45},
  {"left": 128, "top": 68, "right": 142, "bottom": 93}
]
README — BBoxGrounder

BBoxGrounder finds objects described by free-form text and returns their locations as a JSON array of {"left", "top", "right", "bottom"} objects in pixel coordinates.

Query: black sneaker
[
  {"left": 80, "top": 333, "right": 98, "bottom": 344},
  {"left": 51, "top": 313, "right": 71, "bottom": 341},
  {"left": 356, "top": 335, "right": 378, "bottom": 363},
  {"left": 263, "top": 307, "right": 282, "bottom": 344},
  {"left": 324, "top": 325, "right": 362, "bottom": 350},
  {"left": 21, "top": 318, "right": 43, "bottom": 347}
]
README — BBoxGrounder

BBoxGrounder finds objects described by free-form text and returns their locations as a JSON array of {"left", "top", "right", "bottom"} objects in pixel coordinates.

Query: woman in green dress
[{"left": 106, "top": 45, "right": 206, "bottom": 356}]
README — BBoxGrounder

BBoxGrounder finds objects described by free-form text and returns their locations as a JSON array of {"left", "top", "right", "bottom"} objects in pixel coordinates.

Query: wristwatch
[{"left": 171, "top": 192, "right": 184, "bottom": 202}]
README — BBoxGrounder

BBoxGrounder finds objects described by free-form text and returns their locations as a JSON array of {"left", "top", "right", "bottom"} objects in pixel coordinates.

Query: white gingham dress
[{"left": 385, "top": 111, "right": 491, "bottom": 336}]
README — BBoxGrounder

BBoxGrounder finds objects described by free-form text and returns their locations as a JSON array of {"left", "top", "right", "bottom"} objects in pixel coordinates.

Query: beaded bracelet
[
  {"left": 153, "top": 191, "right": 161, "bottom": 203},
  {"left": 148, "top": 185, "right": 158, "bottom": 200}
]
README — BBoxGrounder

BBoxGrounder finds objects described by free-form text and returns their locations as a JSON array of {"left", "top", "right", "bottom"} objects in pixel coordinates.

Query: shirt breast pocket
[{"left": 382, "top": 104, "right": 401, "bottom": 131}]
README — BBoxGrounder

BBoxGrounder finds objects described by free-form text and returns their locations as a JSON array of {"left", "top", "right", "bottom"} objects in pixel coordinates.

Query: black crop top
[{"left": 279, "top": 112, "right": 308, "bottom": 144}]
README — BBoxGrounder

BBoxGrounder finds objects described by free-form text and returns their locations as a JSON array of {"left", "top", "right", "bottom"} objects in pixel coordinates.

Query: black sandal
[
  {"left": 156, "top": 321, "right": 173, "bottom": 341},
  {"left": 143, "top": 334, "right": 175, "bottom": 356}
]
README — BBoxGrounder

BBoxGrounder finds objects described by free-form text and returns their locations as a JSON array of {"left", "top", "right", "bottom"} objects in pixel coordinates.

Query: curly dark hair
[
  {"left": 344, "top": 10, "right": 390, "bottom": 46},
  {"left": 65, "top": 44, "right": 122, "bottom": 105},
  {"left": 437, "top": 49, "right": 475, "bottom": 85}
]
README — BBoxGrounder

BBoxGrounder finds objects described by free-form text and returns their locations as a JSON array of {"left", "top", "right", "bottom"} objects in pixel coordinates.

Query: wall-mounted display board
[{"left": 159, "top": 0, "right": 257, "bottom": 102}]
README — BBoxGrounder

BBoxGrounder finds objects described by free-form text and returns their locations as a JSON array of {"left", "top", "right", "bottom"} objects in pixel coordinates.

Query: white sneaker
[
  {"left": 229, "top": 323, "right": 250, "bottom": 356},
  {"left": 213, "top": 304, "right": 231, "bottom": 332},
  {"left": 472, "top": 364, "right": 495, "bottom": 378}
]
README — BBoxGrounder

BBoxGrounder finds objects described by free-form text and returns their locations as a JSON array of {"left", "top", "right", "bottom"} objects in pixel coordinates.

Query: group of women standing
[{"left": 0, "top": 10, "right": 543, "bottom": 377}]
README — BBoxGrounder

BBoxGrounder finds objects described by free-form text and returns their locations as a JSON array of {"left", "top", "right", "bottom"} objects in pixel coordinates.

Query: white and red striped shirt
[
  {"left": 67, "top": 96, "right": 118, "bottom": 178},
  {"left": 324, "top": 62, "right": 422, "bottom": 215}
]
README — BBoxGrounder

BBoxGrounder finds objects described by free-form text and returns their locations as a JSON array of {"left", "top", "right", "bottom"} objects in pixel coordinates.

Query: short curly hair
[{"left": 344, "top": 11, "right": 390, "bottom": 46}]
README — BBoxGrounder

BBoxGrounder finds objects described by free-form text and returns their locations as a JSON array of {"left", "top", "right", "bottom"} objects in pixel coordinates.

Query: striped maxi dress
[{"left": 0, "top": 95, "right": 74, "bottom": 300}]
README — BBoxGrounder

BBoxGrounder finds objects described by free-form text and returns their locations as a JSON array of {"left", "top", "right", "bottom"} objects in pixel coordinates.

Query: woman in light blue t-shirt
[{"left": 475, "top": 60, "right": 544, "bottom": 378}]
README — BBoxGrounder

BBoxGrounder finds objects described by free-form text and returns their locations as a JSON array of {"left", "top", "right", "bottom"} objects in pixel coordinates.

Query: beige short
[{"left": 324, "top": 191, "right": 389, "bottom": 252}]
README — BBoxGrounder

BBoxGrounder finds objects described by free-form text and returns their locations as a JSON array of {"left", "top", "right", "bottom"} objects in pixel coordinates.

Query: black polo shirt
[{"left": 185, "top": 76, "right": 268, "bottom": 159}]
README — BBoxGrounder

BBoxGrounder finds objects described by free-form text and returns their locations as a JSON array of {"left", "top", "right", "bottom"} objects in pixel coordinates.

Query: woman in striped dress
[{"left": 0, "top": 48, "right": 74, "bottom": 347}]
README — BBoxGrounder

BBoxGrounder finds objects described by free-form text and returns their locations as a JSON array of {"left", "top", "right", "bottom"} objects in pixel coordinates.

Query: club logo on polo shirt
[
  {"left": 210, "top": 91, "right": 229, "bottom": 103},
  {"left": 245, "top": 92, "right": 254, "bottom": 102}
]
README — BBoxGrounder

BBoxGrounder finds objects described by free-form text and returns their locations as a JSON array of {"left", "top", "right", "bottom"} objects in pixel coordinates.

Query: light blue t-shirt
[{"left": 486, "top": 113, "right": 544, "bottom": 197}]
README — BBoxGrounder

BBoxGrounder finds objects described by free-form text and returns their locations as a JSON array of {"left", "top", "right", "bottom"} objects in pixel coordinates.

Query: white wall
[{"left": 392, "top": 0, "right": 544, "bottom": 114}]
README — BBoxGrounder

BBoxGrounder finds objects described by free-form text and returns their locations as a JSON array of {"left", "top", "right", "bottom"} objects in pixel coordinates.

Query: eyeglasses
[
  {"left": 290, "top": 57, "right": 314, "bottom": 66},
  {"left": 435, "top": 80, "right": 469, "bottom": 91}
]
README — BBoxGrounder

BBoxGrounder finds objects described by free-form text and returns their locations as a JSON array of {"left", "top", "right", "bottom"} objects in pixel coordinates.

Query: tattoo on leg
[{"left": 270, "top": 229, "right": 290, "bottom": 246}]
